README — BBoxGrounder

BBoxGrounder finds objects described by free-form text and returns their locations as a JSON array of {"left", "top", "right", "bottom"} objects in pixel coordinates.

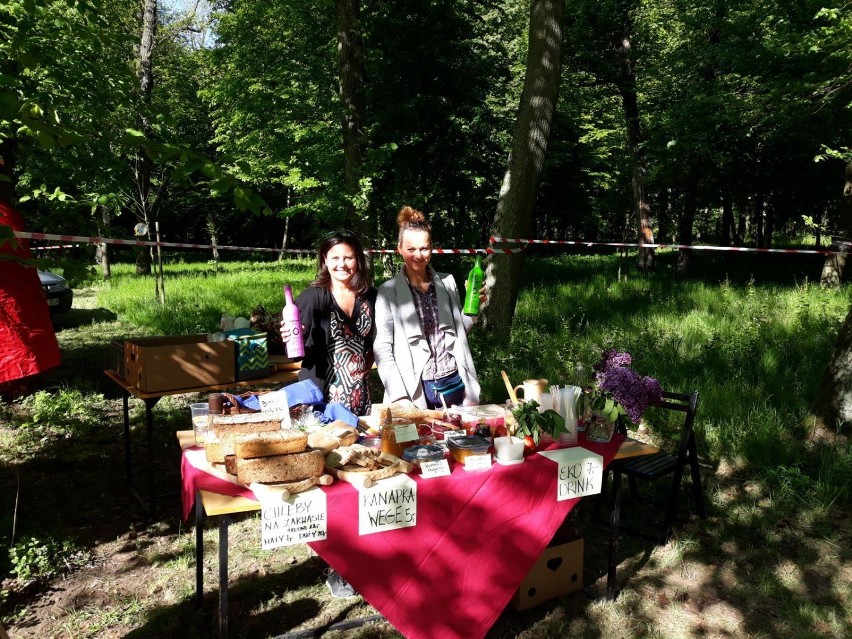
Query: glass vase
[{"left": 585, "top": 414, "right": 615, "bottom": 443}]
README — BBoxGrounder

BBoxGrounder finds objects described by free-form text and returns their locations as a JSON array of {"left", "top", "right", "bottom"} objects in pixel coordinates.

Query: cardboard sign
[
  {"left": 419, "top": 459, "right": 451, "bottom": 478},
  {"left": 393, "top": 423, "right": 418, "bottom": 443},
  {"left": 258, "top": 389, "right": 292, "bottom": 429},
  {"left": 358, "top": 474, "right": 417, "bottom": 535},
  {"left": 255, "top": 486, "right": 327, "bottom": 549},
  {"left": 537, "top": 447, "right": 604, "bottom": 500}
]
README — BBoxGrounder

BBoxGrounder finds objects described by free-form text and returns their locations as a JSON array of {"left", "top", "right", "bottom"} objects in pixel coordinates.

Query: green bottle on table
[{"left": 463, "top": 255, "right": 484, "bottom": 316}]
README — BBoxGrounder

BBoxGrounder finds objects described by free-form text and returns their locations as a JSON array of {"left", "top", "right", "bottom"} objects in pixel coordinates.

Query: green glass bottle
[{"left": 463, "top": 255, "right": 484, "bottom": 316}]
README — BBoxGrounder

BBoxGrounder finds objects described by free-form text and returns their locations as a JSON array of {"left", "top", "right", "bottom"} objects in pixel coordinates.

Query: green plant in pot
[{"left": 511, "top": 399, "right": 566, "bottom": 449}]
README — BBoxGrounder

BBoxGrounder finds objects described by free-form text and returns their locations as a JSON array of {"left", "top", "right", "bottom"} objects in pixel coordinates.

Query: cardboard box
[
  {"left": 223, "top": 328, "right": 270, "bottom": 380},
  {"left": 124, "top": 335, "right": 235, "bottom": 393},
  {"left": 510, "top": 536, "right": 584, "bottom": 610}
]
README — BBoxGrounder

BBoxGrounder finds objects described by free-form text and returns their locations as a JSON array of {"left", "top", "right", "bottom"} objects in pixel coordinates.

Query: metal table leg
[
  {"left": 196, "top": 492, "right": 205, "bottom": 611},
  {"left": 219, "top": 515, "right": 232, "bottom": 639},
  {"left": 122, "top": 391, "right": 131, "bottom": 486},
  {"left": 607, "top": 467, "right": 622, "bottom": 600},
  {"left": 144, "top": 398, "right": 158, "bottom": 519}
]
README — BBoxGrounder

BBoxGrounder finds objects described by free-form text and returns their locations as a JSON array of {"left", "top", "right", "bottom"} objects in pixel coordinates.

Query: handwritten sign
[
  {"left": 258, "top": 390, "right": 292, "bottom": 429},
  {"left": 358, "top": 474, "right": 417, "bottom": 535},
  {"left": 464, "top": 454, "right": 492, "bottom": 471},
  {"left": 419, "top": 459, "right": 451, "bottom": 478},
  {"left": 443, "top": 430, "right": 467, "bottom": 444},
  {"left": 257, "top": 487, "right": 327, "bottom": 549},
  {"left": 393, "top": 423, "right": 418, "bottom": 443},
  {"left": 537, "top": 448, "right": 603, "bottom": 500}
]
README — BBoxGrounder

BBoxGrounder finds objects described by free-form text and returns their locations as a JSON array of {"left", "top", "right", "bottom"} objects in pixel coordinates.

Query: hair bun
[{"left": 397, "top": 205, "right": 425, "bottom": 228}]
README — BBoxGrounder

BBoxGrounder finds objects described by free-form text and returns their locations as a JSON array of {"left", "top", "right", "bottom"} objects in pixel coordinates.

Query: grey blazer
[{"left": 374, "top": 267, "right": 480, "bottom": 408}]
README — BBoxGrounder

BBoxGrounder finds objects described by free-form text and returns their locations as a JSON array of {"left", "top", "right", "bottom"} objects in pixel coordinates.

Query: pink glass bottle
[{"left": 282, "top": 285, "right": 305, "bottom": 360}]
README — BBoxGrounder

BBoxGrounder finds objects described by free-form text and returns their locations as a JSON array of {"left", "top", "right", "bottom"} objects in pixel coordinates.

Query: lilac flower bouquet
[{"left": 590, "top": 348, "right": 663, "bottom": 428}]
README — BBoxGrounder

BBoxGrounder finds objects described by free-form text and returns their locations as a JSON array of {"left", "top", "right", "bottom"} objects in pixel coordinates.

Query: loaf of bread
[
  {"left": 224, "top": 454, "right": 238, "bottom": 476},
  {"left": 234, "top": 430, "right": 308, "bottom": 459},
  {"left": 236, "top": 449, "right": 324, "bottom": 484},
  {"left": 211, "top": 411, "right": 288, "bottom": 437}
]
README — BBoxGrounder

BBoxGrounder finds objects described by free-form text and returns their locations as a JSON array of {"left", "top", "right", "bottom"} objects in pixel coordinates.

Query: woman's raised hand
[{"left": 280, "top": 319, "right": 304, "bottom": 344}]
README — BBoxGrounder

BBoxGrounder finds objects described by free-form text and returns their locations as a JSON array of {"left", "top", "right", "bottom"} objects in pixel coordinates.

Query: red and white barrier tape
[
  {"left": 30, "top": 243, "right": 81, "bottom": 250},
  {"left": 13, "top": 231, "right": 524, "bottom": 255},
  {"left": 16, "top": 231, "right": 311, "bottom": 254},
  {"left": 489, "top": 236, "right": 838, "bottom": 256}
]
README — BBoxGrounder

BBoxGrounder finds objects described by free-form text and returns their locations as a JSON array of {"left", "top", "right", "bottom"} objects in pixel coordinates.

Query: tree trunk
[
  {"left": 278, "top": 215, "right": 290, "bottom": 262},
  {"left": 481, "top": 0, "right": 564, "bottom": 339},
  {"left": 816, "top": 303, "right": 852, "bottom": 425},
  {"left": 821, "top": 163, "right": 852, "bottom": 285},
  {"left": 336, "top": 0, "right": 367, "bottom": 238},
  {"left": 206, "top": 212, "right": 220, "bottom": 261},
  {"left": 618, "top": 33, "right": 653, "bottom": 270},
  {"left": 754, "top": 192, "right": 764, "bottom": 248},
  {"left": 736, "top": 198, "right": 747, "bottom": 246},
  {"left": 677, "top": 165, "right": 699, "bottom": 272},
  {"left": 96, "top": 205, "right": 112, "bottom": 280},
  {"left": 657, "top": 187, "right": 670, "bottom": 244},
  {"left": 134, "top": 0, "right": 156, "bottom": 279},
  {"left": 0, "top": 138, "right": 16, "bottom": 204},
  {"left": 721, "top": 195, "right": 733, "bottom": 246}
]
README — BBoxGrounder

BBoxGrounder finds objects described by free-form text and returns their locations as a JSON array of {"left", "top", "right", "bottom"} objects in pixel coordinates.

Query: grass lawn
[{"left": 1, "top": 252, "right": 850, "bottom": 638}]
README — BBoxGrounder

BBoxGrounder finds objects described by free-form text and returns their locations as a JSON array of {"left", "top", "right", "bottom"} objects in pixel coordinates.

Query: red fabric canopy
[{"left": 0, "top": 201, "right": 60, "bottom": 385}]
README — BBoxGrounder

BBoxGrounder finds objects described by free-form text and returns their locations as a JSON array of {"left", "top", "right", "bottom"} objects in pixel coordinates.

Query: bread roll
[
  {"left": 236, "top": 450, "right": 324, "bottom": 484},
  {"left": 234, "top": 430, "right": 308, "bottom": 459}
]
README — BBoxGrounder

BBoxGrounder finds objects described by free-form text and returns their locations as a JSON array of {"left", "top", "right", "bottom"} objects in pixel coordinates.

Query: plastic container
[
  {"left": 359, "top": 435, "right": 382, "bottom": 450},
  {"left": 402, "top": 444, "right": 445, "bottom": 467},
  {"left": 447, "top": 435, "right": 491, "bottom": 463},
  {"left": 190, "top": 402, "right": 209, "bottom": 445}
]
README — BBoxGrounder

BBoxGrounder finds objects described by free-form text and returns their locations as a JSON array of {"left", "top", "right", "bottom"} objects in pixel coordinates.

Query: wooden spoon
[{"left": 501, "top": 370, "right": 519, "bottom": 403}]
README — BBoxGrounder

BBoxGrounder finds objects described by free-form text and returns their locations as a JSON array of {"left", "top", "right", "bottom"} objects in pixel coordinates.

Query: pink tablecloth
[{"left": 181, "top": 434, "right": 624, "bottom": 639}]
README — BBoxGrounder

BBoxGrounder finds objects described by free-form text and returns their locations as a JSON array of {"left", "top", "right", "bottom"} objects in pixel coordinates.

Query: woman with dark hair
[{"left": 280, "top": 231, "right": 377, "bottom": 417}]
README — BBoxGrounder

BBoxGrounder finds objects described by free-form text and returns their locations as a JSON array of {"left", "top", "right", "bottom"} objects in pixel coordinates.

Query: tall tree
[
  {"left": 336, "top": 0, "right": 367, "bottom": 236},
  {"left": 482, "top": 0, "right": 564, "bottom": 339}
]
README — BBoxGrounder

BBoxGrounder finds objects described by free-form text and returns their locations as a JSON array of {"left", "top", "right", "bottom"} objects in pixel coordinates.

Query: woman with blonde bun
[{"left": 374, "top": 206, "right": 484, "bottom": 409}]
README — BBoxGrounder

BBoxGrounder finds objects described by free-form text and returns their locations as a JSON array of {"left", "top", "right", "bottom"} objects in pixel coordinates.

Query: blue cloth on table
[
  {"left": 314, "top": 402, "right": 359, "bottom": 427},
  {"left": 230, "top": 379, "right": 325, "bottom": 412}
]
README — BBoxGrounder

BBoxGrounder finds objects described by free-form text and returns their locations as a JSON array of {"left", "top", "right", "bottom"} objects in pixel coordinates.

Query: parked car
[{"left": 38, "top": 269, "right": 73, "bottom": 315}]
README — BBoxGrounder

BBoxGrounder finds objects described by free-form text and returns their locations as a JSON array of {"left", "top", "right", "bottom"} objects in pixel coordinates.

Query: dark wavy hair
[{"left": 312, "top": 231, "right": 371, "bottom": 294}]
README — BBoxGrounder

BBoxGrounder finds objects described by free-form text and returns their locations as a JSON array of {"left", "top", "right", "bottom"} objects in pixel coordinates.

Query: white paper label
[
  {"left": 358, "top": 474, "right": 417, "bottom": 535},
  {"left": 443, "top": 430, "right": 467, "bottom": 443},
  {"left": 464, "top": 454, "right": 492, "bottom": 471},
  {"left": 260, "top": 488, "right": 327, "bottom": 549},
  {"left": 538, "top": 448, "right": 604, "bottom": 500},
  {"left": 393, "top": 422, "right": 418, "bottom": 443},
  {"left": 419, "top": 459, "right": 451, "bottom": 478},
  {"left": 258, "top": 391, "right": 292, "bottom": 429}
]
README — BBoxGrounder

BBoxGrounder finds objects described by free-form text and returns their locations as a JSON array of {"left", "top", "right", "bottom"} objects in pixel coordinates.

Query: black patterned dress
[
  {"left": 294, "top": 286, "right": 377, "bottom": 416},
  {"left": 326, "top": 297, "right": 373, "bottom": 415}
]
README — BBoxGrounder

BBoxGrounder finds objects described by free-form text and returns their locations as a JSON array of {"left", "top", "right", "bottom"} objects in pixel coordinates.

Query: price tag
[
  {"left": 358, "top": 474, "right": 417, "bottom": 535},
  {"left": 393, "top": 423, "right": 418, "bottom": 443},
  {"left": 464, "top": 454, "right": 492, "bottom": 471},
  {"left": 443, "top": 430, "right": 467, "bottom": 444},
  {"left": 258, "top": 488, "right": 327, "bottom": 549},
  {"left": 419, "top": 459, "right": 451, "bottom": 478},
  {"left": 538, "top": 448, "right": 603, "bottom": 500}
]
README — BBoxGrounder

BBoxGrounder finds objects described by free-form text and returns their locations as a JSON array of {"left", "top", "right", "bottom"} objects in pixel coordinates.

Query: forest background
[{"left": 2, "top": 0, "right": 850, "bottom": 278}]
